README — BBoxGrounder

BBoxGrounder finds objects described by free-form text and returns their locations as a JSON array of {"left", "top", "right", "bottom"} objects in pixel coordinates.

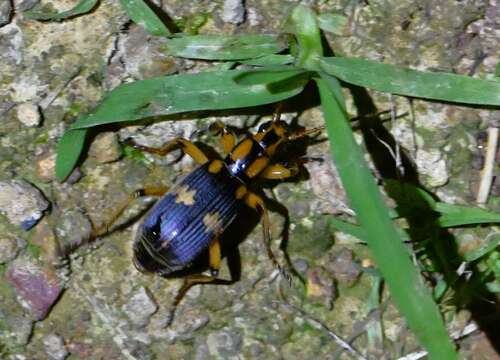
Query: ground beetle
[{"left": 92, "top": 108, "right": 323, "bottom": 324}]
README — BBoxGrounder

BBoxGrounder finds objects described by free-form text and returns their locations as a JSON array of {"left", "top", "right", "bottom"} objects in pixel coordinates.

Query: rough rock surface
[{"left": 0, "top": 180, "right": 49, "bottom": 230}]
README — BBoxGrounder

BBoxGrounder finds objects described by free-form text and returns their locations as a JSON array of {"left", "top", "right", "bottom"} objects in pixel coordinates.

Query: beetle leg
[
  {"left": 209, "top": 238, "right": 221, "bottom": 276},
  {"left": 124, "top": 137, "right": 209, "bottom": 165},
  {"left": 166, "top": 238, "right": 224, "bottom": 326},
  {"left": 244, "top": 192, "right": 292, "bottom": 285},
  {"left": 210, "top": 121, "right": 236, "bottom": 156},
  {"left": 259, "top": 163, "right": 299, "bottom": 180},
  {"left": 91, "top": 186, "right": 169, "bottom": 238}
]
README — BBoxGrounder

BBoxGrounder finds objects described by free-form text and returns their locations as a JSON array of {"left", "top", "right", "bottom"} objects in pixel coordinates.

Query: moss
[{"left": 26, "top": 243, "right": 42, "bottom": 259}]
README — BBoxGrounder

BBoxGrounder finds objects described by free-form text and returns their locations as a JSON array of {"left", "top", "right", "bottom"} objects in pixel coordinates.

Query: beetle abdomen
[{"left": 135, "top": 163, "right": 243, "bottom": 273}]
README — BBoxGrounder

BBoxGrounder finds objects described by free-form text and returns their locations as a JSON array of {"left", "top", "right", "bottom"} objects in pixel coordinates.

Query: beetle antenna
[{"left": 288, "top": 126, "right": 326, "bottom": 141}]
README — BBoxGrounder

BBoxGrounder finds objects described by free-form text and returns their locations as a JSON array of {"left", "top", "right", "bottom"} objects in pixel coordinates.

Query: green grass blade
[
  {"left": 283, "top": 5, "right": 323, "bottom": 70},
  {"left": 69, "top": 69, "right": 307, "bottom": 129},
  {"left": 239, "top": 54, "right": 294, "bottom": 66},
  {"left": 119, "top": 0, "right": 171, "bottom": 36},
  {"left": 315, "top": 74, "right": 457, "bottom": 359},
  {"left": 320, "top": 57, "right": 500, "bottom": 106},
  {"left": 165, "top": 34, "right": 287, "bottom": 60},
  {"left": 463, "top": 233, "right": 500, "bottom": 262},
  {"left": 56, "top": 68, "right": 307, "bottom": 180},
  {"left": 24, "top": 0, "right": 98, "bottom": 21},
  {"left": 434, "top": 203, "right": 500, "bottom": 228},
  {"left": 55, "top": 129, "right": 88, "bottom": 181},
  {"left": 388, "top": 180, "right": 500, "bottom": 227},
  {"left": 316, "top": 13, "right": 348, "bottom": 35}
]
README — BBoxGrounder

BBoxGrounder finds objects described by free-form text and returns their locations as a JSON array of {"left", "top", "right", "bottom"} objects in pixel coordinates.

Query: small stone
[
  {"left": 88, "top": 132, "right": 122, "bottom": 164},
  {"left": 10, "top": 316, "right": 34, "bottom": 346},
  {"left": 0, "top": 179, "right": 50, "bottom": 230},
  {"left": 0, "top": 236, "right": 19, "bottom": 263},
  {"left": 6, "top": 258, "right": 63, "bottom": 320},
  {"left": 16, "top": 0, "right": 40, "bottom": 12},
  {"left": 36, "top": 152, "right": 56, "bottom": 183},
  {"left": 65, "top": 167, "right": 82, "bottom": 184},
  {"left": 207, "top": 328, "right": 242, "bottom": 358},
  {"left": 328, "top": 248, "right": 361, "bottom": 287},
  {"left": 16, "top": 103, "right": 42, "bottom": 127},
  {"left": 416, "top": 148, "right": 449, "bottom": 187},
  {"left": 43, "top": 334, "right": 68, "bottom": 360},
  {"left": 123, "top": 287, "right": 157, "bottom": 327},
  {"left": 31, "top": 219, "right": 62, "bottom": 264},
  {"left": 221, "top": 0, "right": 245, "bottom": 24},
  {"left": 0, "top": 0, "right": 12, "bottom": 27},
  {"left": 306, "top": 267, "right": 336, "bottom": 309},
  {"left": 53, "top": 209, "right": 92, "bottom": 255}
]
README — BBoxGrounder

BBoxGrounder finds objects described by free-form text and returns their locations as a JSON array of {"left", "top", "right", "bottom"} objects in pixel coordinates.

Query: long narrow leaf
[
  {"left": 316, "top": 13, "right": 348, "bottom": 35},
  {"left": 315, "top": 74, "right": 457, "bottom": 359},
  {"left": 283, "top": 5, "right": 323, "bottom": 70},
  {"left": 435, "top": 203, "right": 500, "bottom": 228},
  {"left": 320, "top": 57, "right": 500, "bottom": 106},
  {"left": 165, "top": 34, "right": 286, "bottom": 60},
  {"left": 56, "top": 68, "right": 307, "bottom": 180},
  {"left": 24, "top": 0, "right": 98, "bottom": 21},
  {"left": 240, "top": 54, "right": 294, "bottom": 66},
  {"left": 69, "top": 68, "right": 307, "bottom": 129},
  {"left": 119, "top": 0, "right": 171, "bottom": 36},
  {"left": 55, "top": 129, "right": 88, "bottom": 181}
]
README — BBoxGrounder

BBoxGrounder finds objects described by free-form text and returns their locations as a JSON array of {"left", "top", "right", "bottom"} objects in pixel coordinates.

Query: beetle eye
[{"left": 258, "top": 121, "right": 272, "bottom": 133}]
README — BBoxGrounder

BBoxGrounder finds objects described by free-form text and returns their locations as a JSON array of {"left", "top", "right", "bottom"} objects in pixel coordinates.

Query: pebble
[
  {"left": 6, "top": 258, "right": 63, "bottom": 320},
  {"left": 36, "top": 152, "right": 57, "bottom": 183},
  {"left": 206, "top": 328, "right": 242, "bottom": 358},
  {"left": 306, "top": 267, "right": 336, "bottom": 309},
  {"left": 43, "top": 334, "right": 68, "bottom": 360},
  {"left": 53, "top": 210, "right": 92, "bottom": 255},
  {"left": 16, "top": 0, "right": 40, "bottom": 12},
  {"left": 328, "top": 248, "right": 361, "bottom": 287},
  {"left": 16, "top": 103, "right": 42, "bottom": 127},
  {"left": 10, "top": 315, "right": 34, "bottom": 346},
  {"left": 222, "top": 0, "right": 245, "bottom": 24},
  {"left": 0, "top": 236, "right": 19, "bottom": 263},
  {"left": 88, "top": 132, "right": 122, "bottom": 164},
  {"left": 123, "top": 287, "right": 158, "bottom": 327},
  {"left": 0, "top": 0, "right": 12, "bottom": 27},
  {"left": 0, "top": 180, "right": 50, "bottom": 230}
]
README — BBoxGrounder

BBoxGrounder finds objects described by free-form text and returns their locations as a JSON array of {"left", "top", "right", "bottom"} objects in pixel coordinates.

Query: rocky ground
[{"left": 0, "top": 0, "right": 498, "bottom": 359}]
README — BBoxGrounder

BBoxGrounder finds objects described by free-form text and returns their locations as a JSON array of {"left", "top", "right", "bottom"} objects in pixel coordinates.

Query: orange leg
[
  {"left": 259, "top": 163, "right": 299, "bottom": 180},
  {"left": 210, "top": 121, "right": 237, "bottom": 156},
  {"left": 91, "top": 186, "right": 169, "bottom": 238},
  {"left": 123, "top": 137, "right": 209, "bottom": 165},
  {"left": 244, "top": 192, "right": 291, "bottom": 285},
  {"left": 166, "top": 238, "right": 228, "bottom": 326}
]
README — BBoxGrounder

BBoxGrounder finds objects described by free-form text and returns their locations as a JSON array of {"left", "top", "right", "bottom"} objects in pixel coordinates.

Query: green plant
[{"left": 35, "top": 1, "right": 500, "bottom": 359}]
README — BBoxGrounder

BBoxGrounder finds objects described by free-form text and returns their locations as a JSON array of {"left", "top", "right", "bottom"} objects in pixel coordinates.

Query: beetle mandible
[{"left": 92, "top": 108, "right": 323, "bottom": 324}]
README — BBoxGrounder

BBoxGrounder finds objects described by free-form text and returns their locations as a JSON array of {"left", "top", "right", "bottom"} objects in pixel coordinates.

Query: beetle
[{"left": 92, "top": 108, "right": 322, "bottom": 324}]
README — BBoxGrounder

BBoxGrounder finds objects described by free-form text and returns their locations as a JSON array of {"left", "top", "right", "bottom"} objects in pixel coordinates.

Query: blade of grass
[
  {"left": 55, "top": 129, "right": 88, "bottom": 181},
  {"left": 164, "top": 34, "right": 286, "bottom": 60},
  {"left": 119, "top": 0, "right": 171, "bottom": 36},
  {"left": 388, "top": 180, "right": 500, "bottom": 227},
  {"left": 320, "top": 57, "right": 500, "bottom": 106},
  {"left": 315, "top": 73, "right": 457, "bottom": 359},
  {"left": 317, "top": 13, "right": 348, "bottom": 35},
  {"left": 434, "top": 203, "right": 500, "bottom": 227},
  {"left": 56, "top": 68, "right": 307, "bottom": 180},
  {"left": 283, "top": 5, "right": 323, "bottom": 70},
  {"left": 69, "top": 68, "right": 307, "bottom": 129},
  {"left": 463, "top": 233, "right": 500, "bottom": 262},
  {"left": 24, "top": 0, "right": 98, "bottom": 21},
  {"left": 240, "top": 54, "right": 294, "bottom": 66}
]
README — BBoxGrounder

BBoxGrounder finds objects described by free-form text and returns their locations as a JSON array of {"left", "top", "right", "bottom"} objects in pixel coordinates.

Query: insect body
[{"left": 99, "top": 110, "right": 321, "bottom": 323}]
